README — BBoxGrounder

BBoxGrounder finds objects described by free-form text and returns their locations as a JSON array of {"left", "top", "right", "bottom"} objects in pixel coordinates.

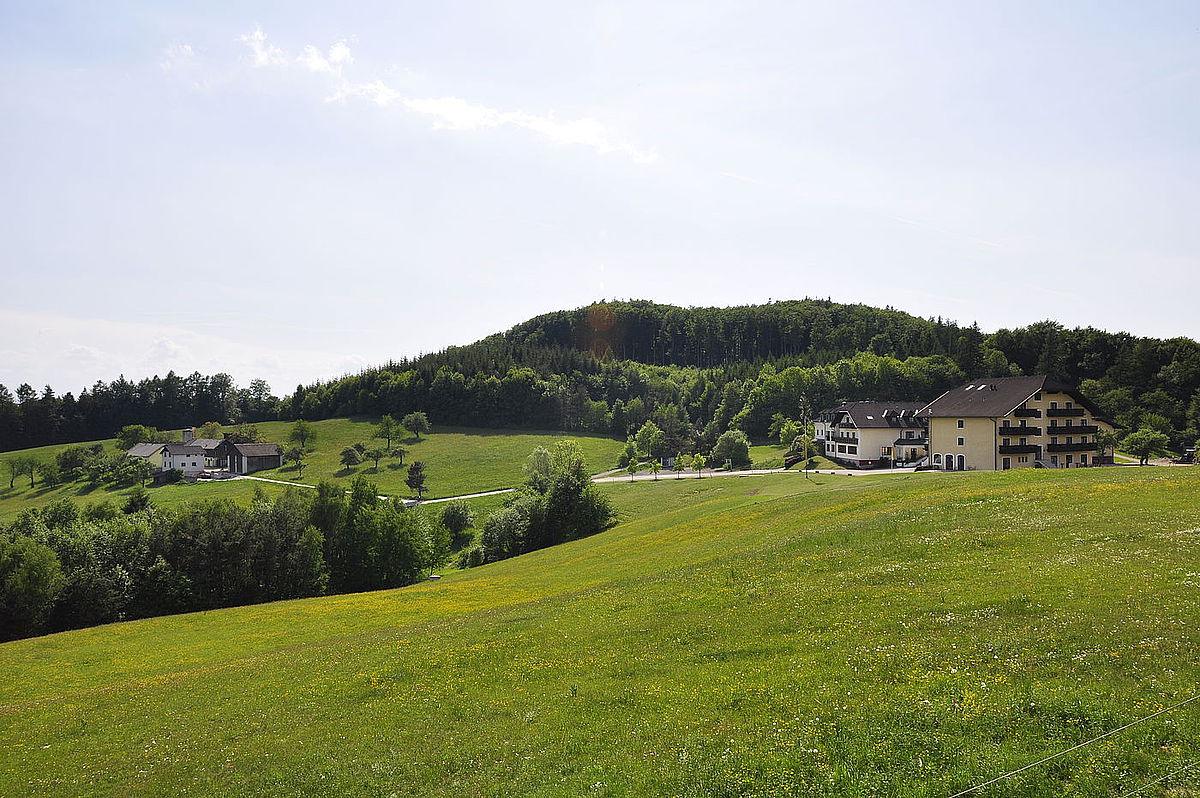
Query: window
[
  {"left": 933, "top": 454, "right": 942, "bottom": 465},
  {"left": 1051, "top": 455, "right": 1059, "bottom": 465},
  {"left": 1019, "top": 438, "right": 1027, "bottom": 446},
  {"left": 1051, "top": 437, "right": 1059, "bottom": 445},
  {"left": 1066, "top": 401, "right": 1073, "bottom": 409},
  {"left": 957, "top": 437, "right": 964, "bottom": 446},
  {"left": 1067, "top": 437, "right": 1073, "bottom": 444},
  {"left": 957, "top": 419, "right": 964, "bottom": 428},
  {"left": 1050, "top": 401, "right": 1058, "bottom": 409},
  {"left": 1034, "top": 392, "right": 1042, "bottom": 401},
  {"left": 847, "top": 446, "right": 857, "bottom": 455},
  {"left": 1019, "top": 420, "right": 1027, "bottom": 428},
  {"left": 1003, "top": 438, "right": 1011, "bottom": 446},
  {"left": 1081, "top": 454, "right": 1089, "bottom": 465}
]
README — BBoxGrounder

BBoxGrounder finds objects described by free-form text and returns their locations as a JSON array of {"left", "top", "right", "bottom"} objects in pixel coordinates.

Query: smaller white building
[{"left": 162, "top": 443, "right": 206, "bottom": 475}]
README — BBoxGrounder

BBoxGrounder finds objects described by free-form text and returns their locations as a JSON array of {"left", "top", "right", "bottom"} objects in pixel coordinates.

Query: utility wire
[
  {"left": 949, "top": 694, "right": 1199, "bottom": 797},
  {"left": 1117, "top": 760, "right": 1198, "bottom": 798}
]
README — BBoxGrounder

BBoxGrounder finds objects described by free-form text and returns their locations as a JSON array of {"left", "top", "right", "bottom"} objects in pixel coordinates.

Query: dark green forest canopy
[{"left": 3, "top": 300, "right": 1199, "bottom": 451}]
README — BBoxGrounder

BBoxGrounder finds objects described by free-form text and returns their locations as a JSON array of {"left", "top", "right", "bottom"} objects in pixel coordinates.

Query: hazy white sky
[{"left": 2, "top": 1, "right": 1198, "bottom": 395}]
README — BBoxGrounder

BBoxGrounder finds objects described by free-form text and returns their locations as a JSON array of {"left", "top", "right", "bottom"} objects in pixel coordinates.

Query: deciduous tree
[
  {"left": 289, "top": 420, "right": 316, "bottom": 451},
  {"left": 365, "top": 447, "right": 387, "bottom": 471},
  {"left": 373, "top": 414, "right": 402, "bottom": 449},
  {"left": 1122, "top": 428, "right": 1171, "bottom": 466},
  {"left": 402, "top": 411, "right": 431, "bottom": 440},
  {"left": 339, "top": 447, "right": 361, "bottom": 470},
  {"left": 285, "top": 447, "right": 308, "bottom": 478}
]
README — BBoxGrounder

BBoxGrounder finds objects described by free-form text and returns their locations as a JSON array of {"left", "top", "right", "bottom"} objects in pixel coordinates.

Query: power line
[
  {"left": 1118, "top": 760, "right": 1198, "bottom": 798},
  {"left": 949, "top": 694, "right": 1199, "bottom": 798}
]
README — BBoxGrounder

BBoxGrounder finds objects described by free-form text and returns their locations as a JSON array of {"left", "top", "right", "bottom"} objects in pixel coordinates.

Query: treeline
[
  {"left": 0, "top": 373, "right": 281, "bottom": 453},
  {"left": 0, "top": 476, "right": 445, "bottom": 641},
  {"left": 5, "top": 300, "right": 1200, "bottom": 454}
]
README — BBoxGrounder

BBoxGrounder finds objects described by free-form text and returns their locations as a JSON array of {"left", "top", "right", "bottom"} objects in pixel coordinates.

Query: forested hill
[
  {"left": 503, "top": 299, "right": 961, "bottom": 366},
  {"left": 2, "top": 299, "right": 1199, "bottom": 454}
]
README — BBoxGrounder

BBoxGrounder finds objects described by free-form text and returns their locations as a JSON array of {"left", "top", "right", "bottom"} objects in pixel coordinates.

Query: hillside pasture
[
  {"left": 2, "top": 467, "right": 1199, "bottom": 795},
  {"left": 244, "top": 418, "right": 625, "bottom": 499}
]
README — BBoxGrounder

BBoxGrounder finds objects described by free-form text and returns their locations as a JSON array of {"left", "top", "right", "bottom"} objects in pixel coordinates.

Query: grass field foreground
[{"left": 3, "top": 466, "right": 1200, "bottom": 795}]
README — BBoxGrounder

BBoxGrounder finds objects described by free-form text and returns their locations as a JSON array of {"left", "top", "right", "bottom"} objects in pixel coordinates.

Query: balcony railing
[
  {"left": 1046, "top": 407, "right": 1085, "bottom": 417},
  {"left": 1048, "top": 424, "right": 1099, "bottom": 435},
  {"left": 999, "top": 444, "right": 1041, "bottom": 455},
  {"left": 998, "top": 426, "right": 1041, "bottom": 437},
  {"left": 829, "top": 433, "right": 858, "bottom": 444},
  {"left": 1013, "top": 408, "right": 1041, "bottom": 418},
  {"left": 894, "top": 436, "right": 928, "bottom": 446},
  {"left": 1047, "top": 442, "right": 1095, "bottom": 453}
]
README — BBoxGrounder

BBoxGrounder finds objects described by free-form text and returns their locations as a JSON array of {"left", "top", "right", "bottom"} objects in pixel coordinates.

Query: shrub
[{"left": 711, "top": 430, "right": 752, "bottom": 470}]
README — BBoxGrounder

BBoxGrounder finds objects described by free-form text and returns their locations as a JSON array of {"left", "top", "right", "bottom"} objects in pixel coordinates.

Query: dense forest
[{"left": 3, "top": 300, "right": 1199, "bottom": 453}]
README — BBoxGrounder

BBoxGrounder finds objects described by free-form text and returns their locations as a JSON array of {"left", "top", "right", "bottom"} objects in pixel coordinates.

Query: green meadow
[
  {"left": 244, "top": 419, "right": 625, "bottom": 499},
  {"left": 3, "top": 466, "right": 1199, "bottom": 796},
  {"left": 0, "top": 421, "right": 625, "bottom": 522}
]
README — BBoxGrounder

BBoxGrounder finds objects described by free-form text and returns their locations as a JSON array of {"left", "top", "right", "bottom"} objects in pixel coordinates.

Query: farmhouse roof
[
  {"left": 817, "top": 401, "right": 927, "bottom": 429},
  {"left": 188, "top": 438, "right": 226, "bottom": 451},
  {"left": 164, "top": 443, "right": 205, "bottom": 455},
  {"left": 127, "top": 443, "right": 165, "bottom": 457},
  {"left": 233, "top": 443, "right": 282, "bottom": 457},
  {"left": 916, "top": 375, "right": 1104, "bottom": 419}
]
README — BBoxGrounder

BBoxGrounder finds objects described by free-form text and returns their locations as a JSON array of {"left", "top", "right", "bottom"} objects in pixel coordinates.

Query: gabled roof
[
  {"left": 233, "top": 443, "right": 282, "bottom": 457},
  {"left": 164, "top": 443, "right": 205, "bottom": 456},
  {"left": 127, "top": 443, "right": 166, "bottom": 457},
  {"left": 817, "top": 401, "right": 927, "bottom": 429},
  {"left": 188, "top": 438, "right": 226, "bottom": 451},
  {"left": 916, "top": 375, "right": 1105, "bottom": 419}
]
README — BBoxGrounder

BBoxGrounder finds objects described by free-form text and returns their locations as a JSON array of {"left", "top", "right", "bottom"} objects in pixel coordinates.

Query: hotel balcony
[
  {"left": 1047, "top": 442, "right": 1096, "bottom": 453},
  {"left": 1048, "top": 424, "right": 1099, "bottom": 435},
  {"left": 894, "top": 436, "right": 928, "bottom": 446},
  {"left": 1046, "top": 407, "right": 1085, "bottom": 417},
  {"left": 829, "top": 432, "right": 858, "bottom": 444},
  {"left": 999, "top": 444, "right": 1041, "bottom": 455},
  {"left": 998, "top": 426, "right": 1041, "bottom": 437},
  {"left": 1013, "top": 408, "right": 1041, "bottom": 418}
]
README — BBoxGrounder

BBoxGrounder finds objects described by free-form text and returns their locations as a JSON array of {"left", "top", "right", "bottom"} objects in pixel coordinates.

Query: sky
[{"left": 2, "top": 1, "right": 1198, "bottom": 396}]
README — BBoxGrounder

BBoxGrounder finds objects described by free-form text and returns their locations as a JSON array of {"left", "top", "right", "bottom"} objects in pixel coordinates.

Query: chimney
[{"left": 183, "top": 427, "right": 195, "bottom": 443}]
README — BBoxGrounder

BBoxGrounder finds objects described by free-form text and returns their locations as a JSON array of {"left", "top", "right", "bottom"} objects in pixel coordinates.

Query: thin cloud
[
  {"left": 240, "top": 25, "right": 287, "bottom": 68},
  {"left": 237, "top": 27, "right": 658, "bottom": 164},
  {"left": 302, "top": 40, "right": 353, "bottom": 74},
  {"left": 160, "top": 43, "right": 196, "bottom": 72}
]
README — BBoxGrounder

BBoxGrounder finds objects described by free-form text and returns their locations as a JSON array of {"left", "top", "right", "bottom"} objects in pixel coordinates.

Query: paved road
[{"left": 235, "top": 465, "right": 923, "bottom": 505}]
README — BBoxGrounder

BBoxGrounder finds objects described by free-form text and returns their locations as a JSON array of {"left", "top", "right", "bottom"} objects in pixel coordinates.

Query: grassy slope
[
  {"left": 3, "top": 467, "right": 1200, "bottom": 796},
  {"left": 0, "top": 421, "right": 625, "bottom": 522},
  {"left": 194, "top": 419, "right": 625, "bottom": 500}
]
